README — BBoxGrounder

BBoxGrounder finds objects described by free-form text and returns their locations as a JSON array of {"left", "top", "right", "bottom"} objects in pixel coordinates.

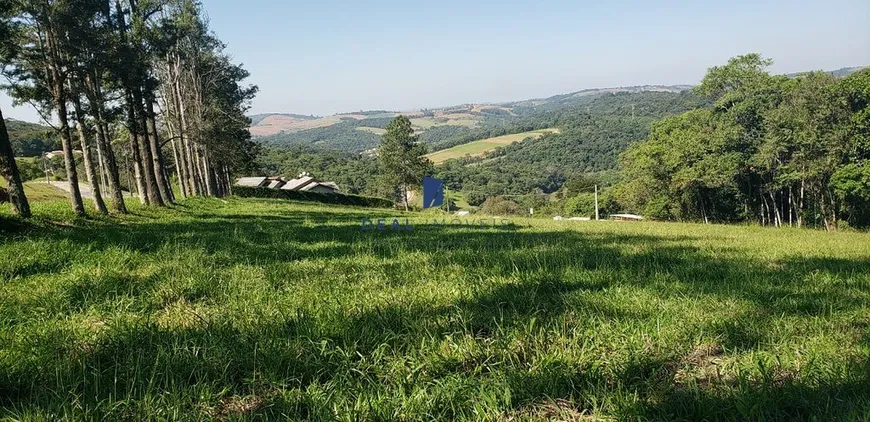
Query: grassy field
[
  {"left": 1, "top": 198, "right": 869, "bottom": 420},
  {"left": 426, "top": 129, "right": 559, "bottom": 164}
]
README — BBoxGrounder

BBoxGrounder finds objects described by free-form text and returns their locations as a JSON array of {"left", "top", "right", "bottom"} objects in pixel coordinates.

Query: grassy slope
[
  {"left": 0, "top": 179, "right": 69, "bottom": 201},
  {"left": 426, "top": 129, "right": 559, "bottom": 164},
  {"left": 1, "top": 198, "right": 869, "bottom": 420}
]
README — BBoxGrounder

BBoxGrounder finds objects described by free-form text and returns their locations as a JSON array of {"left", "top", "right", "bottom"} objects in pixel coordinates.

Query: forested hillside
[
  {"left": 258, "top": 90, "right": 706, "bottom": 201},
  {"left": 251, "top": 85, "right": 694, "bottom": 152},
  {"left": 4, "top": 119, "right": 56, "bottom": 157},
  {"left": 436, "top": 91, "right": 707, "bottom": 203}
]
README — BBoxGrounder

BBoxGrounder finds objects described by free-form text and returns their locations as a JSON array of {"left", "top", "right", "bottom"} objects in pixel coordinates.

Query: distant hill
[
  {"left": 249, "top": 65, "right": 866, "bottom": 153},
  {"left": 502, "top": 85, "right": 693, "bottom": 111},
  {"left": 248, "top": 113, "right": 317, "bottom": 126},
  {"left": 5, "top": 118, "right": 57, "bottom": 157},
  {"left": 247, "top": 85, "right": 693, "bottom": 140},
  {"left": 786, "top": 66, "right": 867, "bottom": 78}
]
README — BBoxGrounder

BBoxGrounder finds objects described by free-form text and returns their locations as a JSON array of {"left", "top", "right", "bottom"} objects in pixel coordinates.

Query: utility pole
[{"left": 594, "top": 184, "right": 600, "bottom": 221}]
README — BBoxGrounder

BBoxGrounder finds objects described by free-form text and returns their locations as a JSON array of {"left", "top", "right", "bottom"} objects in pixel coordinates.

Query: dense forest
[{"left": 617, "top": 55, "right": 870, "bottom": 230}]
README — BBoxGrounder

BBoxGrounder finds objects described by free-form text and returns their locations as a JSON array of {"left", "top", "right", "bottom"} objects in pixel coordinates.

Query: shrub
[
  {"left": 464, "top": 190, "right": 487, "bottom": 206},
  {"left": 479, "top": 196, "right": 522, "bottom": 215},
  {"left": 17, "top": 159, "right": 45, "bottom": 182},
  {"left": 233, "top": 185, "right": 393, "bottom": 208},
  {"left": 564, "top": 193, "right": 596, "bottom": 218}
]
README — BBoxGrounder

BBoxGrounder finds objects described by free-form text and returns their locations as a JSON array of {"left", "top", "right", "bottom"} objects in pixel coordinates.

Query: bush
[
  {"left": 464, "top": 190, "right": 487, "bottom": 206},
  {"left": 233, "top": 185, "right": 393, "bottom": 208},
  {"left": 479, "top": 196, "right": 522, "bottom": 215},
  {"left": 564, "top": 193, "right": 596, "bottom": 218},
  {"left": 16, "top": 159, "right": 45, "bottom": 182}
]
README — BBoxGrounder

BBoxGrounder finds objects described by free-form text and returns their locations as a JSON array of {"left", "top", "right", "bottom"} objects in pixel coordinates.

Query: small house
[
  {"left": 281, "top": 173, "right": 340, "bottom": 193},
  {"left": 298, "top": 181, "right": 340, "bottom": 194},
  {"left": 235, "top": 177, "right": 270, "bottom": 187},
  {"left": 236, "top": 172, "right": 340, "bottom": 193},
  {"left": 280, "top": 176, "right": 315, "bottom": 191}
]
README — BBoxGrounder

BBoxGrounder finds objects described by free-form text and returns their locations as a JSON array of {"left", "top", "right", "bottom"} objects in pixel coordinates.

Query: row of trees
[
  {"left": 0, "top": 0, "right": 257, "bottom": 218},
  {"left": 617, "top": 55, "right": 870, "bottom": 230}
]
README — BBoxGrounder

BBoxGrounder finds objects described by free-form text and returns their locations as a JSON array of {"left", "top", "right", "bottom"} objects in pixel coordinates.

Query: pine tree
[{"left": 378, "top": 116, "right": 432, "bottom": 211}]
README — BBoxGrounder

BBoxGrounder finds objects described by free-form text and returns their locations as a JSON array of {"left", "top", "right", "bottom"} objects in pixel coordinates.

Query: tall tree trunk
[
  {"left": 192, "top": 142, "right": 205, "bottom": 195},
  {"left": 225, "top": 165, "right": 233, "bottom": 196},
  {"left": 71, "top": 96, "right": 108, "bottom": 215},
  {"left": 205, "top": 150, "right": 217, "bottom": 196},
  {"left": 45, "top": 29, "right": 85, "bottom": 217},
  {"left": 700, "top": 195, "right": 709, "bottom": 224},
  {"left": 798, "top": 179, "right": 805, "bottom": 228},
  {"left": 819, "top": 184, "right": 831, "bottom": 232},
  {"left": 125, "top": 91, "right": 148, "bottom": 205},
  {"left": 199, "top": 146, "right": 214, "bottom": 196},
  {"left": 95, "top": 131, "right": 108, "bottom": 194},
  {"left": 176, "top": 79, "right": 199, "bottom": 196},
  {"left": 170, "top": 137, "right": 186, "bottom": 199},
  {"left": 96, "top": 120, "right": 128, "bottom": 213},
  {"left": 131, "top": 88, "right": 163, "bottom": 206},
  {"left": 145, "top": 96, "right": 172, "bottom": 204},
  {"left": 0, "top": 108, "right": 31, "bottom": 218},
  {"left": 85, "top": 72, "right": 127, "bottom": 213},
  {"left": 769, "top": 191, "right": 781, "bottom": 228},
  {"left": 54, "top": 93, "right": 86, "bottom": 217}
]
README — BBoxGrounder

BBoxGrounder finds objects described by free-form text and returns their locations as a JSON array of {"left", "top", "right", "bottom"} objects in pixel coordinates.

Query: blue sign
[{"left": 423, "top": 176, "right": 444, "bottom": 209}]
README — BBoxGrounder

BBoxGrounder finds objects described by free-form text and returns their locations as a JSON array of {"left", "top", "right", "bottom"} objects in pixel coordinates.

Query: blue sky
[{"left": 2, "top": 0, "right": 869, "bottom": 122}]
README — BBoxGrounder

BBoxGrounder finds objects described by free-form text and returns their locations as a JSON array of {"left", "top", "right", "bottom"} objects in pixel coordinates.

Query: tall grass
[{"left": 1, "top": 198, "right": 868, "bottom": 420}]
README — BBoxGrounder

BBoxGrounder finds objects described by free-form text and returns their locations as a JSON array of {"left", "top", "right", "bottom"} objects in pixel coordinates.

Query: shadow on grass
[{"left": 2, "top": 201, "right": 869, "bottom": 419}]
